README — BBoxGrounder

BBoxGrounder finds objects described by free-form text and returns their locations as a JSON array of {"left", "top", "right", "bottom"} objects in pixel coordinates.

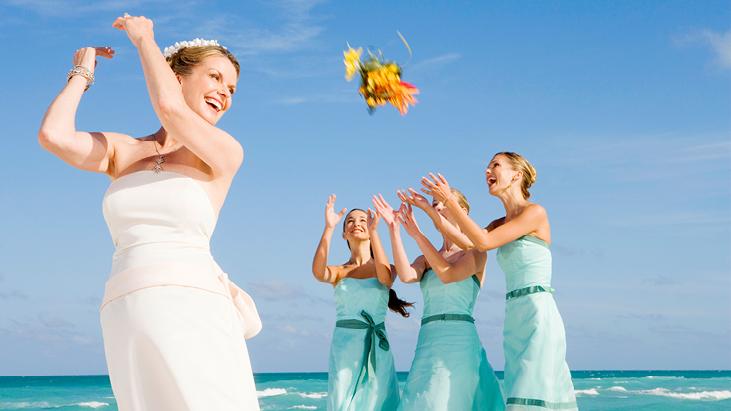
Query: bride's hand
[
  {"left": 325, "top": 194, "right": 347, "bottom": 230},
  {"left": 72, "top": 47, "right": 114, "bottom": 74},
  {"left": 112, "top": 14, "right": 155, "bottom": 48}
]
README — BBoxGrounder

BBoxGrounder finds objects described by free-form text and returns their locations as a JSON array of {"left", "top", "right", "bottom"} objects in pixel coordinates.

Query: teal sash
[
  {"left": 507, "top": 397, "right": 577, "bottom": 409},
  {"left": 506, "top": 285, "right": 554, "bottom": 301},
  {"left": 421, "top": 313, "right": 475, "bottom": 325},
  {"left": 335, "top": 310, "right": 389, "bottom": 381}
]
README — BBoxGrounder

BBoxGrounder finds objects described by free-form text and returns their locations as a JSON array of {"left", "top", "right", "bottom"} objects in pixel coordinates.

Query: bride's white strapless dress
[{"left": 99, "top": 170, "right": 261, "bottom": 411}]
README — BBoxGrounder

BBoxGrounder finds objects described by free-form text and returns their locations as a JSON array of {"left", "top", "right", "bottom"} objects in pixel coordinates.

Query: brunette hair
[{"left": 166, "top": 45, "right": 240, "bottom": 78}]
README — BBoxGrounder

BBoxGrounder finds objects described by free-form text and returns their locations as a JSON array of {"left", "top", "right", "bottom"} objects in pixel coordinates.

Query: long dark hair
[
  {"left": 388, "top": 289, "right": 414, "bottom": 318},
  {"left": 343, "top": 209, "right": 414, "bottom": 317}
]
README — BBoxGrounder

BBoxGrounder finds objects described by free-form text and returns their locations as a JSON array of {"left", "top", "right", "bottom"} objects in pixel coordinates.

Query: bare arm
[
  {"left": 312, "top": 195, "right": 347, "bottom": 284},
  {"left": 372, "top": 195, "right": 425, "bottom": 283},
  {"left": 367, "top": 210, "right": 395, "bottom": 288},
  {"left": 388, "top": 223, "right": 426, "bottom": 283},
  {"left": 398, "top": 188, "right": 474, "bottom": 248},
  {"left": 38, "top": 47, "right": 120, "bottom": 174},
  {"left": 400, "top": 204, "right": 485, "bottom": 283},
  {"left": 423, "top": 173, "right": 547, "bottom": 251},
  {"left": 312, "top": 226, "right": 341, "bottom": 284},
  {"left": 113, "top": 15, "right": 243, "bottom": 177}
]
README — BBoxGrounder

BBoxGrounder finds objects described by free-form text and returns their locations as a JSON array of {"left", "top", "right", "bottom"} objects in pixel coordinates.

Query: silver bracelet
[{"left": 67, "top": 65, "right": 94, "bottom": 91}]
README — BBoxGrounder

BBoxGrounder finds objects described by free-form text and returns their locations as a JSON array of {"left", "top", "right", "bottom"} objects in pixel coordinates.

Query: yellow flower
[{"left": 343, "top": 47, "right": 363, "bottom": 81}]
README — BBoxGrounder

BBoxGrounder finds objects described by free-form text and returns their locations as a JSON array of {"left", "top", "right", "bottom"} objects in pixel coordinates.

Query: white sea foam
[
  {"left": 289, "top": 406, "right": 317, "bottom": 410},
  {"left": 257, "top": 388, "right": 287, "bottom": 398},
  {"left": 0, "top": 401, "right": 109, "bottom": 409},
  {"left": 77, "top": 402, "right": 109, "bottom": 408},
  {"left": 0, "top": 402, "right": 52, "bottom": 409},
  {"left": 298, "top": 392, "right": 327, "bottom": 399},
  {"left": 644, "top": 375, "right": 682, "bottom": 380},
  {"left": 607, "top": 386, "right": 628, "bottom": 392},
  {"left": 638, "top": 388, "right": 731, "bottom": 401},
  {"left": 575, "top": 388, "right": 600, "bottom": 396}
]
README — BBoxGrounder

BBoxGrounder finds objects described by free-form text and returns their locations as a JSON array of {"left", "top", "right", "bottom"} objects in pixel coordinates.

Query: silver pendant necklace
[{"left": 152, "top": 140, "right": 166, "bottom": 173}]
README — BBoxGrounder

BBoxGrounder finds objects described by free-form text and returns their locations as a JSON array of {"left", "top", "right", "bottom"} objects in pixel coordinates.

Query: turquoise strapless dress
[
  {"left": 497, "top": 236, "right": 578, "bottom": 410},
  {"left": 328, "top": 277, "right": 400, "bottom": 411},
  {"left": 399, "top": 269, "right": 505, "bottom": 411}
]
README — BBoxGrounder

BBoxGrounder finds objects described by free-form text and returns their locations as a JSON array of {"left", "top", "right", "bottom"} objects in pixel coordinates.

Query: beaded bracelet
[{"left": 67, "top": 65, "right": 94, "bottom": 91}]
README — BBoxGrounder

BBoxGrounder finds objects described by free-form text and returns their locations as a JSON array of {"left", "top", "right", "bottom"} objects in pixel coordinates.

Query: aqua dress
[
  {"left": 328, "top": 277, "right": 400, "bottom": 411},
  {"left": 400, "top": 269, "right": 505, "bottom": 411},
  {"left": 497, "top": 236, "right": 578, "bottom": 410}
]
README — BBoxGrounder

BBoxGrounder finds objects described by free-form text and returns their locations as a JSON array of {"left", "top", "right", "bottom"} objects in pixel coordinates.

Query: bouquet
[{"left": 344, "top": 44, "right": 419, "bottom": 115}]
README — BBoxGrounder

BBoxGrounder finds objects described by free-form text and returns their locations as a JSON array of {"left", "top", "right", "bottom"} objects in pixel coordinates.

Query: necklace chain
[{"left": 152, "top": 139, "right": 166, "bottom": 174}]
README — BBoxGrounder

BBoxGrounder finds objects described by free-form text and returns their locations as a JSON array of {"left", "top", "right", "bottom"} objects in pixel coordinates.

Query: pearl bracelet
[{"left": 67, "top": 65, "right": 94, "bottom": 91}]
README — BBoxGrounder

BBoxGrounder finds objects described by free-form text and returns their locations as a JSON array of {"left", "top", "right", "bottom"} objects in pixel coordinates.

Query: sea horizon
[
  {"left": 2, "top": 369, "right": 730, "bottom": 378},
  {"left": 2, "top": 370, "right": 730, "bottom": 410}
]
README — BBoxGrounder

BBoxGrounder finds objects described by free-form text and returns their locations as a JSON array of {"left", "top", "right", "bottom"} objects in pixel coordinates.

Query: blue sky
[{"left": 0, "top": 0, "right": 729, "bottom": 375}]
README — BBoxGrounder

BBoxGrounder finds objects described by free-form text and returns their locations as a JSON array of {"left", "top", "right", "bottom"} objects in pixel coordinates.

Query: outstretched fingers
[{"left": 112, "top": 17, "right": 126, "bottom": 30}]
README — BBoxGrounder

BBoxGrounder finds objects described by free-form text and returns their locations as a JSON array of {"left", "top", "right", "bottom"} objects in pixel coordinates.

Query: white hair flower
[{"left": 162, "top": 38, "right": 226, "bottom": 58}]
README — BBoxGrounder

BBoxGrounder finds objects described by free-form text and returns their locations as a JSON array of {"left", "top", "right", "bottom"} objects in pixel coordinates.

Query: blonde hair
[
  {"left": 166, "top": 45, "right": 240, "bottom": 78},
  {"left": 450, "top": 187, "right": 470, "bottom": 214},
  {"left": 494, "top": 152, "right": 537, "bottom": 199}
]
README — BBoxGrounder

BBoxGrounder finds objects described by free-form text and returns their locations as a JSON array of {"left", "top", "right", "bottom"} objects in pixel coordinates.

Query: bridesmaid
[
  {"left": 372, "top": 192, "right": 504, "bottom": 411},
  {"left": 312, "top": 194, "right": 409, "bottom": 411},
  {"left": 421, "top": 152, "right": 578, "bottom": 410}
]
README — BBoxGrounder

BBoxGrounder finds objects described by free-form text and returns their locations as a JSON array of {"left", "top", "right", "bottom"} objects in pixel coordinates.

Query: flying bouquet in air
[{"left": 343, "top": 34, "right": 419, "bottom": 115}]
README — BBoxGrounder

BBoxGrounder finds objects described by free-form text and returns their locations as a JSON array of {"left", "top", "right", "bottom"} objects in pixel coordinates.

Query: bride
[{"left": 38, "top": 14, "right": 261, "bottom": 410}]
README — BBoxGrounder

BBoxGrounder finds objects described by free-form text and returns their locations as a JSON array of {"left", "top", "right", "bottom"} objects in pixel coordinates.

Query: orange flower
[{"left": 390, "top": 81, "right": 419, "bottom": 115}]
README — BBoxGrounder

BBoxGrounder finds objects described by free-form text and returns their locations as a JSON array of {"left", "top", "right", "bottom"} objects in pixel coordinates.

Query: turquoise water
[{"left": 1, "top": 371, "right": 729, "bottom": 410}]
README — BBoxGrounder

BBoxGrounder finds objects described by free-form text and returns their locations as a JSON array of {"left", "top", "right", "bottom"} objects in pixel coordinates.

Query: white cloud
[
  {"left": 272, "top": 91, "right": 355, "bottom": 106},
  {"left": 1, "top": 314, "right": 95, "bottom": 345},
  {"left": 545, "top": 135, "right": 731, "bottom": 183},
  {"left": 3, "top": 0, "right": 163, "bottom": 17},
  {"left": 409, "top": 53, "right": 462, "bottom": 73},
  {"left": 0, "top": 290, "right": 29, "bottom": 301},
  {"left": 247, "top": 280, "right": 329, "bottom": 305},
  {"left": 677, "top": 28, "right": 731, "bottom": 70},
  {"left": 699, "top": 29, "right": 731, "bottom": 69},
  {"left": 190, "top": 0, "right": 326, "bottom": 56}
]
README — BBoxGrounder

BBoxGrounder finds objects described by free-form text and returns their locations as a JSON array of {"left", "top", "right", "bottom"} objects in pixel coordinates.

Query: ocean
[{"left": 1, "top": 371, "right": 729, "bottom": 410}]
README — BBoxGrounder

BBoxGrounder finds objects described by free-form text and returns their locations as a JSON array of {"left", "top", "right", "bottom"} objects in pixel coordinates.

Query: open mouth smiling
[{"left": 204, "top": 96, "right": 223, "bottom": 112}]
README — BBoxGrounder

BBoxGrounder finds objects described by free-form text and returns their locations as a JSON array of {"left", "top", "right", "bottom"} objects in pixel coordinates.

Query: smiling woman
[
  {"left": 37, "top": 14, "right": 261, "bottom": 411},
  {"left": 165, "top": 40, "right": 240, "bottom": 122}
]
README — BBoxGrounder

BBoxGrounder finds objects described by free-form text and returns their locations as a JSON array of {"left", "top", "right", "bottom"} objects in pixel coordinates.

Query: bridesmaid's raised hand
[
  {"left": 421, "top": 173, "right": 452, "bottom": 204},
  {"left": 372, "top": 194, "right": 399, "bottom": 228},
  {"left": 398, "top": 204, "right": 422, "bottom": 238},
  {"left": 397, "top": 188, "right": 431, "bottom": 211},
  {"left": 325, "top": 194, "right": 347, "bottom": 229},
  {"left": 366, "top": 208, "right": 380, "bottom": 233}
]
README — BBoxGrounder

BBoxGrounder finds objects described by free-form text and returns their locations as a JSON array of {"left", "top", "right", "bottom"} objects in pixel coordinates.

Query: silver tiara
[{"left": 162, "top": 38, "right": 226, "bottom": 58}]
